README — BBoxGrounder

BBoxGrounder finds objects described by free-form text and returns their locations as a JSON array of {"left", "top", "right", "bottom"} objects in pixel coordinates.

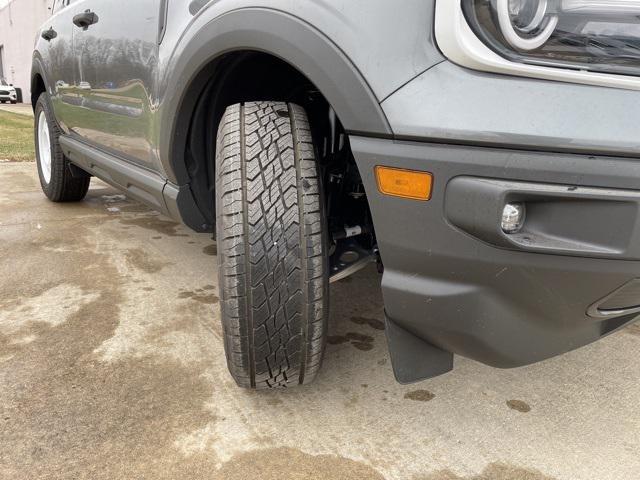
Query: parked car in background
[
  {"left": 31, "top": 0, "right": 640, "bottom": 389},
  {"left": 0, "top": 78, "right": 17, "bottom": 104}
]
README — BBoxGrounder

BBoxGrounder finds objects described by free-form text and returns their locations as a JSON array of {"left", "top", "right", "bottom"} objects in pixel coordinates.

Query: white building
[{"left": 0, "top": 0, "right": 51, "bottom": 103}]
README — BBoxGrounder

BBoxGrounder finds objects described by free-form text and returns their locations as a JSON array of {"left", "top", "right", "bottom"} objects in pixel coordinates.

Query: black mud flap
[{"left": 385, "top": 315, "right": 453, "bottom": 384}]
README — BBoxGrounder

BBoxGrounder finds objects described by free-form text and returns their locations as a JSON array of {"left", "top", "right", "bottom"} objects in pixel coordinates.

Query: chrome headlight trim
[{"left": 435, "top": 0, "right": 640, "bottom": 91}]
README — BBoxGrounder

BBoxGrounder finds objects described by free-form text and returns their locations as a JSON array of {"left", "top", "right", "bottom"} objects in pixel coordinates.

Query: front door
[
  {"left": 40, "top": 0, "right": 78, "bottom": 131},
  {"left": 67, "top": 0, "right": 162, "bottom": 170}
]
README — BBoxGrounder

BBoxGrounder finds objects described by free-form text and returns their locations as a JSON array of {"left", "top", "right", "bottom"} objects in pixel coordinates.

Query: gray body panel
[
  {"left": 34, "top": 1, "right": 640, "bottom": 168},
  {"left": 159, "top": 0, "right": 443, "bottom": 102},
  {"left": 382, "top": 61, "right": 640, "bottom": 157},
  {"left": 65, "top": 0, "right": 161, "bottom": 169},
  {"left": 36, "top": 1, "right": 76, "bottom": 128},
  {"left": 35, "top": 0, "right": 442, "bottom": 181},
  {"left": 32, "top": 0, "right": 640, "bottom": 380}
]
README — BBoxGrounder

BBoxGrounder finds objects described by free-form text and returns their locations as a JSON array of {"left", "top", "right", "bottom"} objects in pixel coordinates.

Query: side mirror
[{"left": 9, "top": 84, "right": 13, "bottom": 87}]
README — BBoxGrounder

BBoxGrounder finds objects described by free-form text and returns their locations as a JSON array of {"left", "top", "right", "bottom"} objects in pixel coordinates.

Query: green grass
[{"left": 0, "top": 110, "right": 35, "bottom": 161}]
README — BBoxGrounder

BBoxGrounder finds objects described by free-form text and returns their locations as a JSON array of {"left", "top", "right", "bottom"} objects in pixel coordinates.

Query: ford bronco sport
[{"left": 32, "top": 0, "right": 640, "bottom": 388}]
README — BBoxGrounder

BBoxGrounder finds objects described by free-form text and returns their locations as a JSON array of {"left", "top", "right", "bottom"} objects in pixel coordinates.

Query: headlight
[{"left": 462, "top": 0, "right": 640, "bottom": 77}]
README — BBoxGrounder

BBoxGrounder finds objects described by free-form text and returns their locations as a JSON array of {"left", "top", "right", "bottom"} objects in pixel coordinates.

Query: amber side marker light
[{"left": 375, "top": 166, "right": 433, "bottom": 201}]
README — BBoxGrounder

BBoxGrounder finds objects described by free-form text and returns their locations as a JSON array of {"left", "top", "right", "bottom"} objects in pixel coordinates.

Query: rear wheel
[
  {"left": 216, "top": 101, "right": 329, "bottom": 389},
  {"left": 35, "top": 93, "right": 90, "bottom": 202}
]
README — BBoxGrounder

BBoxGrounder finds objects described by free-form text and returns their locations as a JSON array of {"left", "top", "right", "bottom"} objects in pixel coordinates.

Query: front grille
[{"left": 0, "top": 90, "right": 9, "bottom": 95}]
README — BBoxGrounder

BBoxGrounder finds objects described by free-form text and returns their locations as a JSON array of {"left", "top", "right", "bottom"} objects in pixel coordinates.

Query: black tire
[
  {"left": 215, "top": 101, "right": 329, "bottom": 389},
  {"left": 10, "top": 100, "right": 17, "bottom": 104},
  {"left": 34, "top": 93, "right": 90, "bottom": 202}
]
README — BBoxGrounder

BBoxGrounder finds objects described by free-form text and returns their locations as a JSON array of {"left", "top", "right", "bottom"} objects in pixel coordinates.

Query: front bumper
[
  {"left": 0, "top": 93, "right": 17, "bottom": 102},
  {"left": 352, "top": 136, "right": 640, "bottom": 381}
]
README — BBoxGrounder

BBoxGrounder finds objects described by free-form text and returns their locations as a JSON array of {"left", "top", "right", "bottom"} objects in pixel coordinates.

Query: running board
[
  {"left": 59, "top": 135, "right": 169, "bottom": 214},
  {"left": 59, "top": 135, "right": 213, "bottom": 233}
]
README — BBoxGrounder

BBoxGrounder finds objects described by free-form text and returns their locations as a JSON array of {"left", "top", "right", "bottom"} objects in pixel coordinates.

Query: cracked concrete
[{"left": 1, "top": 162, "right": 639, "bottom": 480}]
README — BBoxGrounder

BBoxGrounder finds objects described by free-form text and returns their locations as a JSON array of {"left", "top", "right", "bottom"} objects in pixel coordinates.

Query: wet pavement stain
[
  {"left": 328, "top": 335, "right": 350, "bottom": 345},
  {"left": 350, "top": 316, "right": 385, "bottom": 331},
  {"left": 346, "top": 332, "right": 373, "bottom": 343},
  {"left": 265, "top": 396, "right": 283, "bottom": 406},
  {"left": 178, "top": 290, "right": 219, "bottom": 305},
  {"left": 212, "top": 447, "right": 385, "bottom": 480},
  {"left": 506, "top": 400, "right": 532, "bottom": 413},
  {"left": 118, "top": 204, "right": 153, "bottom": 214},
  {"left": 125, "top": 248, "right": 171, "bottom": 274},
  {"left": 0, "top": 222, "right": 218, "bottom": 480},
  {"left": 328, "top": 332, "right": 374, "bottom": 351},
  {"left": 203, "top": 244, "right": 218, "bottom": 256},
  {"left": 352, "top": 341, "right": 374, "bottom": 351},
  {"left": 419, "top": 462, "right": 557, "bottom": 480},
  {"left": 405, "top": 390, "right": 435, "bottom": 402},
  {"left": 5, "top": 166, "right": 640, "bottom": 480},
  {"left": 119, "top": 215, "right": 189, "bottom": 237}
]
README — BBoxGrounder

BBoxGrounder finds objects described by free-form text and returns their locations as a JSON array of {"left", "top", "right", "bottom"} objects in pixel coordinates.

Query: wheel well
[
  {"left": 31, "top": 74, "right": 46, "bottom": 109},
  {"left": 183, "top": 51, "right": 337, "bottom": 225},
  {"left": 183, "top": 51, "right": 378, "bottom": 274}
]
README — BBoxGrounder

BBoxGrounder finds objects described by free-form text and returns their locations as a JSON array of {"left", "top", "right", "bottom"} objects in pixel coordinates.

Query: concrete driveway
[
  {"left": 1, "top": 162, "right": 639, "bottom": 480},
  {"left": 0, "top": 103, "right": 33, "bottom": 117}
]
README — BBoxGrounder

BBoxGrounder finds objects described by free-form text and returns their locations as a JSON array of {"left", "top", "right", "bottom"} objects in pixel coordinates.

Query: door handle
[
  {"left": 41, "top": 27, "right": 57, "bottom": 41},
  {"left": 73, "top": 10, "right": 99, "bottom": 30}
]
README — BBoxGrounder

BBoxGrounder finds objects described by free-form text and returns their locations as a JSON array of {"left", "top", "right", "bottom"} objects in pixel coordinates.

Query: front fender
[{"left": 157, "top": 7, "right": 391, "bottom": 185}]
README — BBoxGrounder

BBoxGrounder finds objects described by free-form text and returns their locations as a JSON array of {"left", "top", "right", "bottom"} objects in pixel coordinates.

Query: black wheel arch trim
[
  {"left": 159, "top": 7, "right": 392, "bottom": 185},
  {"left": 30, "top": 54, "right": 52, "bottom": 109}
]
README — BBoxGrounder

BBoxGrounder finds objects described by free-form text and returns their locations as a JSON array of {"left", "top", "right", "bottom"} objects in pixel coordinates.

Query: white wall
[{"left": 0, "top": 0, "right": 51, "bottom": 102}]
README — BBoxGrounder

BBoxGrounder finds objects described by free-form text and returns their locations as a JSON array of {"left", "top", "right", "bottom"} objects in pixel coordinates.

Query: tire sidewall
[{"left": 34, "top": 93, "right": 62, "bottom": 197}]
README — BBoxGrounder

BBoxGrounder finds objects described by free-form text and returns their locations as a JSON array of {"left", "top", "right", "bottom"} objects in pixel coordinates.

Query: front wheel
[
  {"left": 34, "top": 93, "right": 90, "bottom": 202},
  {"left": 216, "top": 102, "right": 329, "bottom": 389}
]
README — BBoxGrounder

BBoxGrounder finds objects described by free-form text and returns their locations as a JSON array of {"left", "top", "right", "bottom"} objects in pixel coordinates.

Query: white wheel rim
[{"left": 38, "top": 111, "right": 52, "bottom": 184}]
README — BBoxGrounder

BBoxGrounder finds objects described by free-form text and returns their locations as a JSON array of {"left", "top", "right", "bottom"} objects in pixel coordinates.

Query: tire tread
[{"left": 216, "top": 101, "right": 328, "bottom": 389}]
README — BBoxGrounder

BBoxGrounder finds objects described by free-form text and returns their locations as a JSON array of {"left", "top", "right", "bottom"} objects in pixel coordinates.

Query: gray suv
[{"left": 32, "top": 0, "right": 640, "bottom": 389}]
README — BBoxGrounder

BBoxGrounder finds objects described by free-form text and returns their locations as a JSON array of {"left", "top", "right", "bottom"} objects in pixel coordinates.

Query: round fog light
[{"left": 501, "top": 203, "right": 525, "bottom": 234}]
